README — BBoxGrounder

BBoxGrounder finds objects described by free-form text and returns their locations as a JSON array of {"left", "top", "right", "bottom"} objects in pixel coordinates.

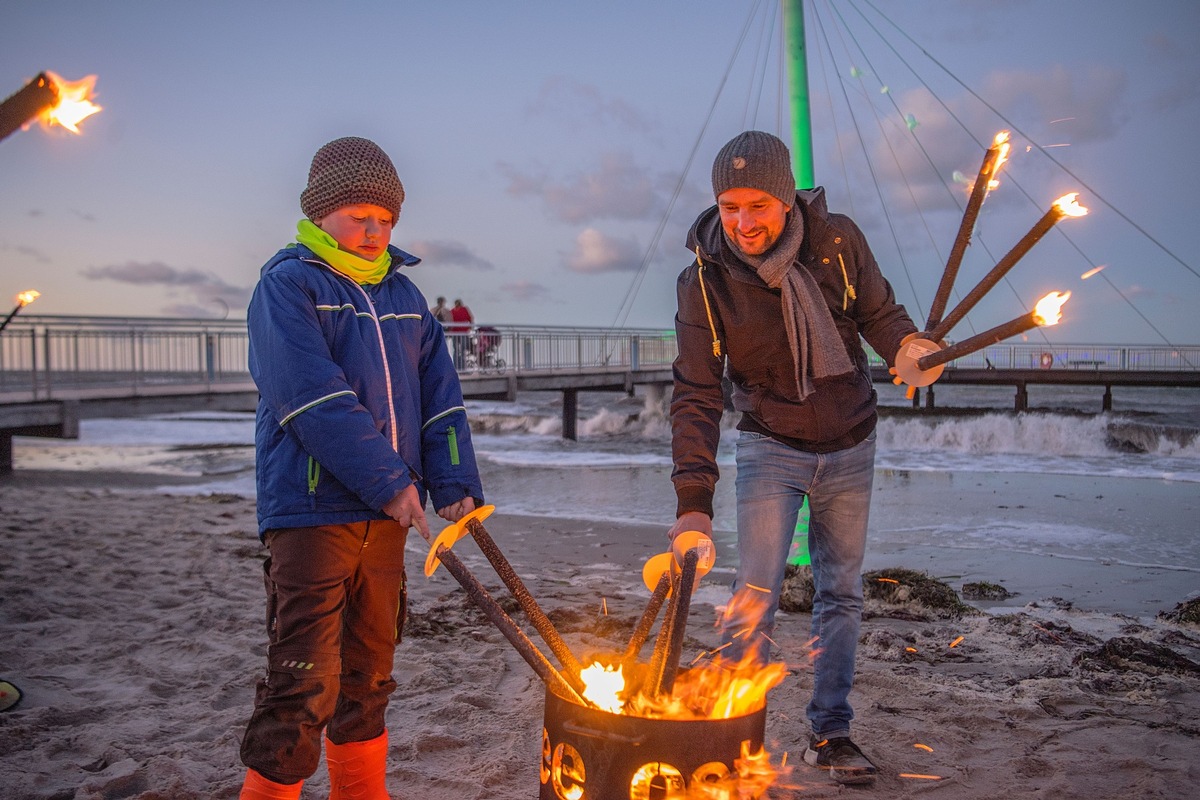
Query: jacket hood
[
  {"left": 260, "top": 242, "right": 421, "bottom": 279},
  {"left": 686, "top": 186, "right": 834, "bottom": 263}
]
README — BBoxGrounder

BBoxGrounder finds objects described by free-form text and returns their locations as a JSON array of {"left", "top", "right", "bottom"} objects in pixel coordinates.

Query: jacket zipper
[
  {"left": 447, "top": 425, "right": 460, "bottom": 466},
  {"left": 307, "top": 457, "right": 320, "bottom": 509}
]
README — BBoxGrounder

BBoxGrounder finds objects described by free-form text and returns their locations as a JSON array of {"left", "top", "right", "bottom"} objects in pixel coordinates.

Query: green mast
[{"left": 783, "top": 0, "right": 815, "bottom": 188}]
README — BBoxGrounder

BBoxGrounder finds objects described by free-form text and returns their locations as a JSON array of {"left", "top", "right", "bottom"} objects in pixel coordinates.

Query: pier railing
[
  {"left": 0, "top": 315, "right": 680, "bottom": 399},
  {"left": 1, "top": 314, "right": 1197, "bottom": 401}
]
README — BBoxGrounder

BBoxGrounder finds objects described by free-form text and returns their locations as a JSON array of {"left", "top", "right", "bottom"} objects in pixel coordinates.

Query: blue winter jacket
[{"left": 247, "top": 242, "right": 484, "bottom": 537}]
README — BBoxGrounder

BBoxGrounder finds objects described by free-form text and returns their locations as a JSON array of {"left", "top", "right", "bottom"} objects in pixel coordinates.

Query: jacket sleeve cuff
[{"left": 675, "top": 485, "right": 714, "bottom": 519}]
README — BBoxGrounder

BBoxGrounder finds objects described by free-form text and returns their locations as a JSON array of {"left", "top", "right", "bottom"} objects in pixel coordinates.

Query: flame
[
  {"left": 41, "top": 71, "right": 101, "bottom": 133},
  {"left": 15, "top": 290, "right": 40, "bottom": 307},
  {"left": 986, "top": 130, "right": 1011, "bottom": 190},
  {"left": 1053, "top": 192, "right": 1088, "bottom": 218},
  {"left": 1033, "top": 291, "right": 1070, "bottom": 326},
  {"left": 579, "top": 662, "right": 625, "bottom": 713},
  {"left": 1081, "top": 265, "right": 1106, "bottom": 280}
]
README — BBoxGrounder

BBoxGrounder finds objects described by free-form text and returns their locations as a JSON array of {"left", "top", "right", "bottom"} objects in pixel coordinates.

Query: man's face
[
  {"left": 315, "top": 203, "right": 395, "bottom": 260},
  {"left": 717, "top": 188, "right": 791, "bottom": 256}
]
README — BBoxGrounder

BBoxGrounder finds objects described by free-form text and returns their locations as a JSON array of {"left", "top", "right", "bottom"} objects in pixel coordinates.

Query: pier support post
[
  {"left": 562, "top": 388, "right": 578, "bottom": 441},
  {"left": 1103, "top": 385, "right": 1112, "bottom": 412},
  {"left": 1014, "top": 382, "right": 1028, "bottom": 411}
]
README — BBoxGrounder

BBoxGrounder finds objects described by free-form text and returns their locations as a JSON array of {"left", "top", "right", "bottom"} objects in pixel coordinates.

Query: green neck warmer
[{"left": 295, "top": 219, "right": 392, "bottom": 285}]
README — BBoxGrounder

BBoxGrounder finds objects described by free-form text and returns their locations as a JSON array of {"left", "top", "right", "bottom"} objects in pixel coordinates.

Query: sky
[{"left": 2, "top": 0, "right": 1199, "bottom": 346}]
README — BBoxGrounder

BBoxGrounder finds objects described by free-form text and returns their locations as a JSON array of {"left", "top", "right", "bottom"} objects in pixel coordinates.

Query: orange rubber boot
[
  {"left": 326, "top": 730, "right": 391, "bottom": 799},
  {"left": 239, "top": 768, "right": 303, "bottom": 799}
]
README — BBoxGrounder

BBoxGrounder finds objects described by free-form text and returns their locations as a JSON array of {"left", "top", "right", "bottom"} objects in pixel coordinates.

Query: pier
[{"left": 1, "top": 314, "right": 1196, "bottom": 473}]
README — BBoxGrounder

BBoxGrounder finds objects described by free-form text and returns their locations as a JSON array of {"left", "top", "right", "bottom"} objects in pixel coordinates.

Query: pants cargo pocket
[
  {"left": 262, "top": 555, "right": 278, "bottom": 641},
  {"left": 395, "top": 576, "right": 407, "bottom": 644}
]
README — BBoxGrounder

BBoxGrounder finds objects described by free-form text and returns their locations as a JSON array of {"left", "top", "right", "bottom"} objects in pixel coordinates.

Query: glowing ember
[
  {"left": 1053, "top": 192, "right": 1088, "bottom": 218},
  {"left": 949, "top": 636, "right": 965, "bottom": 648},
  {"left": 579, "top": 662, "right": 625, "bottom": 713},
  {"left": 914, "top": 743, "right": 934, "bottom": 752},
  {"left": 1081, "top": 265, "right": 1106, "bottom": 280},
  {"left": 15, "top": 289, "right": 40, "bottom": 307},
  {"left": 900, "top": 773, "right": 945, "bottom": 780},
  {"left": 1033, "top": 291, "right": 1070, "bottom": 326},
  {"left": 41, "top": 71, "right": 101, "bottom": 133}
]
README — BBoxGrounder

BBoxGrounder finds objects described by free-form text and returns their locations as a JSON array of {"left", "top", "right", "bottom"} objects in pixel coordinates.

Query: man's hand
[
  {"left": 890, "top": 331, "right": 939, "bottom": 400},
  {"left": 668, "top": 511, "right": 713, "bottom": 542},
  {"left": 436, "top": 496, "right": 477, "bottom": 524},
  {"left": 383, "top": 484, "right": 430, "bottom": 541}
]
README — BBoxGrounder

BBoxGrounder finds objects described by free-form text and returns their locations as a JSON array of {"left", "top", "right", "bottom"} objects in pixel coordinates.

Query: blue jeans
[{"left": 722, "top": 429, "right": 876, "bottom": 739}]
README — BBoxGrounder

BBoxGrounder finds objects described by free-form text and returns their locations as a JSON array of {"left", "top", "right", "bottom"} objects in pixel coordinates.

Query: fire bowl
[{"left": 540, "top": 684, "right": 767, "bottom": 800}]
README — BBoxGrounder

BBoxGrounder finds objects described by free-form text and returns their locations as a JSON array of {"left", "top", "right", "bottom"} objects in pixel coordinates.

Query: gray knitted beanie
[
  {"left": 711, "top": 130, "right": 796, "bottom": 206},
  {"left": 300, "top": 137, "right": 405, "bottom": 221}
]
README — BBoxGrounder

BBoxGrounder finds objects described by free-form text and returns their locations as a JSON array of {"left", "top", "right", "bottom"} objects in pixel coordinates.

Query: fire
[
  {"left": 986, "top": 130, "right": 1010, "bottom": 190},
  {"left": 41, "top": 71, "right": 101, "bottom": 133},
  {"left": 15, "top": 289, "right": 40, "bottom": 307},
  {"left": 579, "top": 662, "right": 625, "bottom": 713},
  {"left": 1053, "top": 192, "right": 1088, "bottom": 218},
  {"left": 1033, "top": 291, "right": 1070, "bottom": 326},
  {"left": 1081, "top": 265, "right": 1105, "bottom": 280}
]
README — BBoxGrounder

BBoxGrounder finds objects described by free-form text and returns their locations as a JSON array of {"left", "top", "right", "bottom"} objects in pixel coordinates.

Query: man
[
  {"left": 448, "top": 298, "right": 474, "bottom": 368},
  {"left": 668, "top": 130, "right": 917, "bottom": 785},
  {"left": 430, "top": 295, "right": 451, "bottom": 323}
]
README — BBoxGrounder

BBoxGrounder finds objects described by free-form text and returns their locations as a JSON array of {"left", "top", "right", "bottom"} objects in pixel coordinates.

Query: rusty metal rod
[
  {"left": 465, "top": 518, "right": 587, "bottom": 692},
  {"left": 622, "top": 572, "right": 671, "bottom": 666},
  {"left": 657, "top": 549, "right": 699, "bottom": 696},
  {"left": 0, "top": 72, "right": 58, "bottom": 143},
  {"left": 646, "top": 570, "right": 682, "bottom": 696},
  {"left": 926, "top": 136, "right": 1008, "bottom": 332},
  {"left": 929, "top": 203, "right": 1066, "bottom": 344},
  {"left": 431, "top": 543, "right": 589, "bottom": 707}
]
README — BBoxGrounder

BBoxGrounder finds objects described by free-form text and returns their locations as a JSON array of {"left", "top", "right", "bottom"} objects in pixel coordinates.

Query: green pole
[
  {"left": 783, "top": 0, "right": 815, "bottom": 189},
  {"left": 784, "top": 1, "right": 814, "bottom": 566}
]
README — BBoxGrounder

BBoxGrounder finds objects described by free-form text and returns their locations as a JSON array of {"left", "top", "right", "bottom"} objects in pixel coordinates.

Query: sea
[{"left": 12, "top": 383, "right": 1200, "bottom": 611}]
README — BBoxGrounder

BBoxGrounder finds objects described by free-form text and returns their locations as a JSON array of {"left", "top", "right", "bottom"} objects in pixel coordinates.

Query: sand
[{"left": 1, "top": 477, "right": 1199, "bottom": 799}]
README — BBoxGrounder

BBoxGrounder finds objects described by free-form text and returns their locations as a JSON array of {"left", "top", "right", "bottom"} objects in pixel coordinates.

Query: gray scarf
[{"left": 728, "top": 210, "right": 854, "bottom": 401}]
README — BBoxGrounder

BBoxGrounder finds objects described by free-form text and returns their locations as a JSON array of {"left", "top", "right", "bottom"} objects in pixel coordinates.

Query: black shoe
[{"left": 803, "top": 736, "right": 877, "bottom": 785}]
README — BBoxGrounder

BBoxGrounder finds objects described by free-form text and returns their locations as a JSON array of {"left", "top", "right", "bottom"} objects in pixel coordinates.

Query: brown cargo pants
[{"left": 240, "top": 520, "right": 408, "bottom": 783}]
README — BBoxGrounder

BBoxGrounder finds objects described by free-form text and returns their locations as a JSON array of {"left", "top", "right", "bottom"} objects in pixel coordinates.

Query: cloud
[
  {"left": 564, "top": 228, "right": 642, "bottom": 274},
  {"left": 500, "top": 151, "right": 671, "bottom": 224},
  {"left": 499, "top": 280, "right": 550, "bottom": 301},
  {"left": 81, "top": 260, "right": 252, "bottom": 318},
  {"left": 979, "top": 64, "right": 1129, "bottom": 143},
  {"left": 12, "top": 244, "right": 51, "bottom": 264},
  {"left": 865, "top": 61, "right": 1129, "bottom": 216},
  {"left": 406, "top": 239, "right": 495, "bottom": 271},
  {"left": 526, "top": 76, "right": 654, "bottom": 133}
]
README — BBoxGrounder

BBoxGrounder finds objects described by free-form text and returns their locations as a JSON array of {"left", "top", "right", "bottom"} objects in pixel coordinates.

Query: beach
[{"left": 2, "top": 465, "right": 1198, "bottom": 799}]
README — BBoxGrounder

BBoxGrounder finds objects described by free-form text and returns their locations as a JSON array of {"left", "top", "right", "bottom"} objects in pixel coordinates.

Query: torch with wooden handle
[{"left": 425, "top": 505, "right": 590, "bottom": 696}]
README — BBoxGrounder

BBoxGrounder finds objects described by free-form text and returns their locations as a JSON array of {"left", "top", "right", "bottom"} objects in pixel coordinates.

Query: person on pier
[{"left": 668, "top": 130, "right": 919, "bottom": 786}]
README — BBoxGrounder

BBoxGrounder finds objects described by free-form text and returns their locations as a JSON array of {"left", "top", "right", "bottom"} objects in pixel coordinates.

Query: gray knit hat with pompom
[
  {"left": 300, "top": 136, "right": 405, "bottom": 221},
  {"left": 711, "top": 130, "right": 796, "bottom": 206}
]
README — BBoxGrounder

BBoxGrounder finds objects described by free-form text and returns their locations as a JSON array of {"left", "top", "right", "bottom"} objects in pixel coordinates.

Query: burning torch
[
  {"left": 0, "top": 290, "right": 40, "bottom": 335},
  {"left": 0, "top": 71, "right": 101, "bottom": 143},
  {"left": 893, "top": 174, "right": 1088, "bottom": 391}
]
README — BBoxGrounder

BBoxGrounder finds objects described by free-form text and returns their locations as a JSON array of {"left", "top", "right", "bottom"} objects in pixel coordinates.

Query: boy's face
[
  {"left": 315, "top": 203, "right": 395, "bottom": 259},
  {"left": 717, "top": 188, "right": 791, "bottom": 256}
]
